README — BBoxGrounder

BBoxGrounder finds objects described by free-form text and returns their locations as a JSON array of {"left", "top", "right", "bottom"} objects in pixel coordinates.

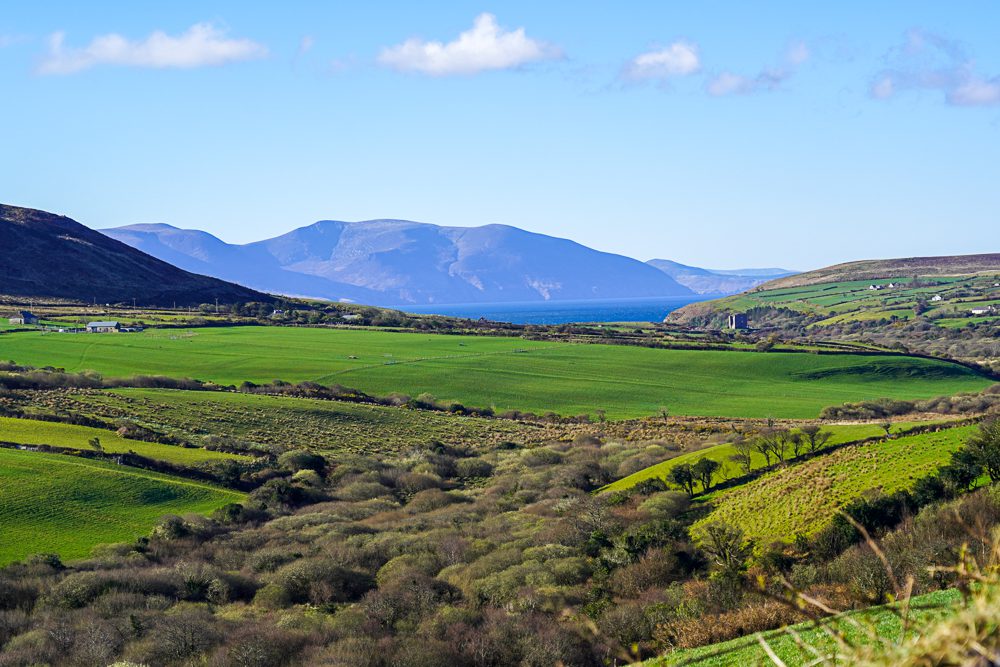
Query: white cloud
[
  {"left": 786, "top": 40, "right": 810, "bottom": 66},
  {"left": 623, "top": 41, "right": 700, "bottom": 81},
  {"left": 870, "top": 75, "right": 895, "bottom": 99},
  {"left": 871, "top": 29, "right": 1000, "bottom": 107},
  {"left": 949, "top": 77, "right": 1000, "bottom": 106},
  {"left": 706, "top": 72, "right": 750, "bottom": 96},
  {"left": 377, "top": 13, "right": 560, "bottom": 76},
  {"left": 298, "top": 35, "right": 315, "bottom": 56},
  {"left": 703, "top": 40, "right": 807, "bottom": 97},
  {"left": 37, "top": 23, "right": 267, "bottom": 75},
  {"left": 706, "top": 69, "right": 788, "bottom": 96}
]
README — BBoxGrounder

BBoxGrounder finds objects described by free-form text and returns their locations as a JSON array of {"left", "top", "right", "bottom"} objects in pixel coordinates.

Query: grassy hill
[
  {"left": 667, "top": 253, "right": 1000, "bottom": 333},
  {"left": 692, "top": 425, "right": 976, "bottom": 546},
  {"left": 756, "top": 253, "right": 1000, "bottom": 291},
  {"left": 0, "top": 447, "right": 243, "bottom": 564},
  {"left": 0, "top": 416, "right": 246, "bottom": 465},
  {"left": 0, "top": 326, "right": 991, "bottom": 419},
  {"left": 0, "top": 204, "right": 271, "bottom": 306},
  {"left": 600, "top": 420, "right": 954, "bottom": 494},
  {"left": 669, "top": 274, "right": 999, "bottom": 328}
]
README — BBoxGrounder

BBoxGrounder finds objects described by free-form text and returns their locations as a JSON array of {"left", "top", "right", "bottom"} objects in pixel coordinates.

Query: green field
[
  {"left": 0, "top": 447, "right": 243, "bottom": 564},
  {"left": 600, "top": 420, "right": 954, "bottom": 493},
  {"left": 651, "top": 588, "right": 961, "bottom": 666},
  {"left": 693, "top": 425, "right": 976, "bottom": 546},
  {"left": 0, "top": 416, "right": 246, "bottom": 465},
  {"left": 1, "top": 327, "right": 991, "bottom": 419},
  {"left": 68, "top": 388, "right": 532, "bottom": 454}
]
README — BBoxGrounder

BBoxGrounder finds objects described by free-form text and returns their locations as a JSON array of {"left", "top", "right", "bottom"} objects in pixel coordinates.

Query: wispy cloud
[
  {"left": 377, "top": 13, "right": 560, "bottom": 76},
  {"left": 872, "top": 29, "right": 1000, "bottom": 107},
  {"left": 36, "top": 23, "right": 267, "bottom": 75},
  {"left": 706, "top": 41, "right": 809, "bottom": 97},
  {"left": 621, "top": 41, "right": 700, "bottom": 82},
  {"left": 0, "top": 34, "right": 27, "bottom": 48},
  {"left": 297, "top": 35, "right": 315, "bottom": 57}
]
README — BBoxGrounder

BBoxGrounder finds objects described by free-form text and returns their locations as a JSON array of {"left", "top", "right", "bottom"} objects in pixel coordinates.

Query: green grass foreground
[
  {"left": 0, "top": 416, "right": 246, "bottom": 465},
  {"left": 651, "top": 588, "right": 962, "bottom": 666},
  {"left": 2, "top": 327, "right": 991, "bottom": 419},
  {"left": 0, "top": 447, "right": 244, "bottom": 565}
]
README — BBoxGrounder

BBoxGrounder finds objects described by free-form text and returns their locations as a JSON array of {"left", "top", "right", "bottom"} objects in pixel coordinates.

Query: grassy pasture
[
  {"left": 600, "top": 420, "right": 953, "bottom": 493},
  {"left": 0, "top": 416, "right": 245, "bottom": 465},
  {"left": 1, "top": 327, "right": 991, "bottom": 419},
  {"left": 0, "top": 448, "right": 243, "bottom": 564},
  {"left": 651, "top": 588, "right": 961, "bottom": 666},
  {"left": 71, "top": 388, "right": 532, "bottom": 454},
  {"left": 693, "top": 425, "right": 976, "bottom": 546}
]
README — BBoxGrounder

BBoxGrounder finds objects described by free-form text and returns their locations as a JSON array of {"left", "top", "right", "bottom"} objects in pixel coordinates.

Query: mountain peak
[
  {"left": 0, "top": 204, "right": 270, "bottom": 306},
  {"left": 104, "top": 216, "right": 695, "bottom": 305}
]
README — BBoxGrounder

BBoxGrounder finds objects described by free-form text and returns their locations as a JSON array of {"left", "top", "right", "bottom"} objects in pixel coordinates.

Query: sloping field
[
  {"left": 1, "top": 327, "right": 991, "bottom": 419},
  {"left": 693, "top": 425, "right": 976, "bottom": 546},
  {"left": 0, "top": 416, "right": 245, "bottom": 465},
  {"left": 0, "top": 448, "right": 243, "bottom": 564},
  {"left": 601, "top": 420, "right": 954, "bottom": 493}
]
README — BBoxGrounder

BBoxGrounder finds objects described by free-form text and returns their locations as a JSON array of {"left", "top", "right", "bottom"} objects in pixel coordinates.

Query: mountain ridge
[
  {"left": 103, "top": 218, "right": 699, "bottom": 306},
  {"left": 0, "top": 205, "right": 271, "bottom": 306},
  {"left": 646, "top": 258, "right": 795, "bottom": 295}
]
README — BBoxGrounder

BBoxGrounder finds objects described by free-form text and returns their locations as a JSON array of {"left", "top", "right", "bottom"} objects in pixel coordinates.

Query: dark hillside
[{"left": 0, "top": 204, "right": 271, "bottom": 306}]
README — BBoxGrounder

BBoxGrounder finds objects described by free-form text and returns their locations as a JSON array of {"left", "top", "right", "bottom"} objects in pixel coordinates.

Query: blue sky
[{"left": 2, "top": 1, "right": 998, "bottom": 269}]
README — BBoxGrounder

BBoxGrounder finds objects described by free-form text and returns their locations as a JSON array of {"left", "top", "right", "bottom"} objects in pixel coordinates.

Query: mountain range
[
  {"left": 102, "top": 220, "right": 700, "bottom": 306},
  {"left": 102, "top": 219, "right": 793, "bottom": 306},
  {"left": 645, "top": 259, "right": 794, "bottom": 295},
  {"left": 0, "top": 205, "right": 268, "bottom": 306}
]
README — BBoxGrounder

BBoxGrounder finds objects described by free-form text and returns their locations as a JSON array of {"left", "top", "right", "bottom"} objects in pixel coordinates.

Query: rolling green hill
[
  {"left": 0, "top": 416, "right": 246, "bottom": 465},
  {"left": 0, "top": 448, "right": 243, "bottom": 564},
  {"left": 692, "top": 425, "right": 976, "bottom": 547},
  {"left": 667, "top": 260, "right": 999, "bottom": 331},
  {"left": 0, "top": 326, "right": 991, "bottom": 419},
  {"left": 755, "top": 253, "right": 1000, "bottom": 291},
  {"left": 600, "top": 420, "right": 955, "bottom": 494}
]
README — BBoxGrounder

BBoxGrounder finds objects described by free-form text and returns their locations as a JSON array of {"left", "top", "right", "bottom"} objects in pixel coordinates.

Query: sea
[{"left": 398, "top": 295, "right": 713, "bottom": 325}]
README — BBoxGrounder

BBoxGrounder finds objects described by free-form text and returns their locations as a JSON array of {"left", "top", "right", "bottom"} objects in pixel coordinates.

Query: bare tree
[
  {"left": 730, "top": 436, "right": 754, "bottom": 475},
  {"left": 752, "top": 435, "right": 774, "bottom": 467},
  {"left": 789, "top": 432, "right": 806, "bottom": 459},
  {"left": 800, "top": 424, "right": 832, "bottom": 453}
]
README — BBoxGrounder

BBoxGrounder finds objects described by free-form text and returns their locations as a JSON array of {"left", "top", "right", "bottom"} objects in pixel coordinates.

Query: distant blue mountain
[
  {"left": 102, "top": 219, "right": 696, "bottom": 306},
  {"left": 646, "top": 259, "right": 796, "bottom": 295}
]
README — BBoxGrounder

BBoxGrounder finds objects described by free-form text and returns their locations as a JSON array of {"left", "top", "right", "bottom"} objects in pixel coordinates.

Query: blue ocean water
[{"left": 399, "top": 296, "right": 712, "bottom": 325}]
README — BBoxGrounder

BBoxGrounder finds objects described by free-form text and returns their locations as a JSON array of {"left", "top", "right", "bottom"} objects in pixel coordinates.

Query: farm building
[
  {"left": 931, "top": 295, "right": 943, "bottom": 302},
  {"left": 8, "top": 311, "right": 39, "bottom": 325},
  {"left": 728, "top": 313, "right": 749, "bottom": 330},
  {"left": 970, "top": 306, "right": 997, "bottom": 316},
  {"left": 86, "top": 321, "right": 120, "bottom": 333}
]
